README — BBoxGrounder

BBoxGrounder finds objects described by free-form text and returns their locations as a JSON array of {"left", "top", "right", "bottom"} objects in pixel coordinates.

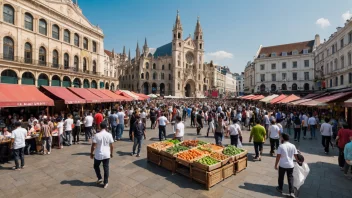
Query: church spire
[
  {"left": 144, "top": 37, "right": 148, "bottom": 48},
  {"left": 173, "top": 10, "right": 182, "bottom": 31},
  {"left": 143, "top": 37, "right": 149, "bottom": 57},
  {"left": 136, "top": 41, "right": 140, "bottom": 60},
  {"left": 128, "top": 49, "right": 131, "bottom": 63},
  {"left": 194, "top": 16, "right": 202, "bottom": 34}
]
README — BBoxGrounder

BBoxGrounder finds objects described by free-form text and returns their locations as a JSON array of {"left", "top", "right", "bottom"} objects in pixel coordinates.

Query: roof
[
  {"left": 40, "top": 86, "right": 85, "bottom": 104},
  {"left": 270, "top": 94, "right": 287, "bottom": 104},
  {"left": 258, "top": 40, "right": 315, "bottom": 58},
  {"left": 278, "top": 94, "right": 300, "bottom": 104},
  {"left": 104, "top": 50, "right": 112, "bottom": 57},
  {"left": 67, "top": 88, "right": 103, "bottom": 103},
  {"left": 153, "top": 42, "right": 172, "bottom": 58}
]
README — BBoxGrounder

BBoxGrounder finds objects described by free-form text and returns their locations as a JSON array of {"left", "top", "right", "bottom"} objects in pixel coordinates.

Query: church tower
[
  {"left": 136, "top": 41, "right": 140, "bottom": 60},
  {"left": 172, "top": 10, "right": 183, "bottom": 96},
  {"left": 143, "top": 38, "right": 149, "bottom": 57},
  {"left": 194, "top": 16, "right": 204, "bottom": 70}
]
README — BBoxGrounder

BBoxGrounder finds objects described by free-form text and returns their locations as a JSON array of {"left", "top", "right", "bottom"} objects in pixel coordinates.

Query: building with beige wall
[
  {"left": 244, "top": 61, "right": 255, "bottom": 94},
  {"left": 0, "top": 0, "right": 117, "bottom": 89}
]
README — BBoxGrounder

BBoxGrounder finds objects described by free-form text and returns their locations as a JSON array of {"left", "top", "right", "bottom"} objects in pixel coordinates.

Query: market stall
[{"left": 146, "top": 139, "right": 248, "bottom": 189}]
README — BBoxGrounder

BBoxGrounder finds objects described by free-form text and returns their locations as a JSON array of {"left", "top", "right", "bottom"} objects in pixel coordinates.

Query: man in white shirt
[
  {"left": 302, "top": 113, "right": 308, "bottom": 139},
  {"left": 275, "top": 133, "right": 300, "bottom": 197},
  {"left": 116, "top": 107, "right": 125, "bottom": 140},
  {"left": 57, "top": 118, "right": 64, "bottom": 149},
  {"left": 156, "top": 113, "right": 169, "bottom": 141},
  {"left": 64, "top": 114, "right": 74, "bottom": 146},
  {"left": 90, "top": 122, "right": 114, "bottom": 189},
  {"left": 11, "top": 122, "right": 27, "bottom": 170},
  {"left": 227, "top": 118, "right": 242, "bottom": 147},
  {"left": 84, "top": 112, "right": 94, "bottom": 141},
  {"left": 320, "top": 117, "right": 333, "bottom": 154},
  {"left": 308, "top": 114, "right": 317, "bottom": 139},
  {"left": 174, "top": 116, "right": 184, "bottom": 141},
  {"left": 269, "top": 120, "right": 281, "bottom": 156},
  {"left": 264, "top": 112, "right": 270, "bottom": 138}
]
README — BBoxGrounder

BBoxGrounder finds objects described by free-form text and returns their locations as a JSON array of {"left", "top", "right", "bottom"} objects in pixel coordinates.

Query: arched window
[
  {"left": 271, "top": 84, "right": 276, "bottom": 92},
  {"left": 141, "top": 73, "right": 144, "bottom": 79},
  {"left": 52, "top": 50, "right": 59, "bottom": 67},
  {"left": 292, "top": 83, "right": 297, "bottom": 90},
  {"left": 169, "top": 64, "right": 171, "bottom": 70},
  {"left": 169, "top": 74, "right": 172, "bottom": 80},
  {"left": 24, "top": 42, "right": 32, "bottom": 63},
  {"left": 146, "top": 62, "right": 149, "bottom": 69},
  {"left": 178, "top": 71, "right": 180, "bottom": 78},
  {"left": 64, "top": 29, "right": 70, "bottom": 43},
  {"left": 83, "top": 58, "right": 87, "bottom": 72},
  {"left": 93, "top": 41, "right": 97, "bottom": 52},
  {"left": 153, "top": 63, "right": 156, "bottom": 70},
  {"left": 162, "top": 65, "right": 164, "bottom": 70},
  {"left": 92, "top": 61, "right": 97, "bottom": 74},
  {"left": 3, "top": 37, "right": 14, "bottom": 60},
  {"left": 281, "top": 84, "right": 287, "bottom": 90},
  {"left": 304, "top": 83, "right": 309, "bottom": 91},
  {"left": 52, "top": 24, "right": 59, "bottom": 40},
  {"left": 198, "top": 74, "right": 200, "bottom": 80},
  {"left": 24, "top": 13, "right": 33, "bottom": 31},
  {"left": 74, "top": 56, "right": 79, "bottom": 71},
  {"left": 83, "top": 37, "right": 88, "bottom": 50},
  {"left": 39, "top": 47, "right": 46, "bottom": 65},
  {"left": 153, "top": 72, "right": 157, "bottom": 80},
  {"left": 74, "top": 33, "right": 79, "bottom": 47},
  {"left": 3, "top": 4, "right": 14, "bottom": 24},
  {"left": 64, "top": 53, "right": 69, "bottom": 69},
  {"left": 39, "top": 19, "right": 47, "bottom": 35},
  {"left": 178, "top": 83, "right": 180, "bottom": 90},
  {"left": 161, "top": 73, "right": 164, "bottom": 80},
  {"left": 341, "top": 75, "right": 344, "bottom": 85},
  {"left": 146, "top": 72, "right": 149, "bottom": 80}
]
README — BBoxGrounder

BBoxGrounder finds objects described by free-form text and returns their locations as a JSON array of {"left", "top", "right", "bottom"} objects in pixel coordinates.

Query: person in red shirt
[
  {"left": 336, "top": 123, "right": 352, "bottom": 169},
  {"left": 94, "top": 109, "right": 104, "bottom": 131}
]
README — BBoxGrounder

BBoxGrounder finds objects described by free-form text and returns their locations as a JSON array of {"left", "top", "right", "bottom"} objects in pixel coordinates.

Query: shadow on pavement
[
  {"left": 71, "top": 152, "right": 90, "bottom": 156},
  {"left": 239, "top": 182, "right": 291, "bottom": 197},
  {"left": 60, "top": 179, "right": 100, "bottom": 187},
  {"left": 117, "top": 151, "right": 132, "bottom": 156}
]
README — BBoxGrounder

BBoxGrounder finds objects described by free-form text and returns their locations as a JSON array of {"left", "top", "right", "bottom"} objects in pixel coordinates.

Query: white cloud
[
  {"left": 342, "top": 11, "right": 352, "bottom": 21},
  {"left": 206, "top": 51, "right": 233, "bottom": 60},
  {"left": 315, "top": 18, "right": 331, "bottom": 29}
]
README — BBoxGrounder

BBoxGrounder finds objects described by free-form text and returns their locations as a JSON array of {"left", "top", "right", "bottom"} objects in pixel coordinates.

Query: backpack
[{"left": 294, "top": 116, "right": 301, "bottom": 125}]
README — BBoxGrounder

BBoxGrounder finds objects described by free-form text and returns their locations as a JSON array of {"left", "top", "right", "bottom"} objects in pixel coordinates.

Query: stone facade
[
  {"left": 244, "top": 61, "right": 255, "bottom": 94},
  {"left": 233, "top": 72, "right": 244, "bottom": 96},
  {"left": 225, "top": 73, "right": 236, "bottom": 97},
  {"left": 0, "top": 0, "right": 118, "bottom": 89},
  {"left": 118, "top": 11, "right": 213, "bottom": 97}
]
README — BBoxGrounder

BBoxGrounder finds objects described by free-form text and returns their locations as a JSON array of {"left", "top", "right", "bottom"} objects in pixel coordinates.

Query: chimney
[{"left": 315, "top": 34, "right": 320, "bottom": 47}]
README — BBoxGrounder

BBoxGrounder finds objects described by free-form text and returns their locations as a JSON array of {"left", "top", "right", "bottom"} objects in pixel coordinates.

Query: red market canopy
[
  {"left": 245, "top": 95, "right": 258, "bottom": 100},
  {"left": 40, "top": 86, "right": 85, "bottom": 104},
  {"left": 315, "top": 92, "right": 352, "bottom": 103},
  {"left": 300, "top": 99, "right": 328, "bottom": 107},
  {"left": 344, "top": 98, "right": 352, "bottom": 107},
  {"left": 303, "top": 93, "right": 319, "bottom": 99},
  {"left": 88, "top": 89, "right": 114, "bottom": 103},
  {"left": 68, "top": 88, "right": 104, "bottom": 103},
  {"left": 0, "top": 84, "right": 54, "bottom": 107},
  {"left": 252, "top": 95, "right": 265, "bottom": 100},
  {"left": 115, "top": 91, "right": 135, "bottom": 100},
  {"left": 241, "top": 94, "right": 254, "bottom": 99},
  {"left": 270, "top": 94, "right": 287, "bottom": 104},
  {"left": 99, "top": 89, "right": 132, "bottom": 102},
  {"left": 132, "top": 92, "right": 150, "bottom": 100},
  {"left": 289, "top": 99, "right": 312, "bottom": 106},
  {"left": 278, "top": 94, "right": 300, "bottom": 104}
]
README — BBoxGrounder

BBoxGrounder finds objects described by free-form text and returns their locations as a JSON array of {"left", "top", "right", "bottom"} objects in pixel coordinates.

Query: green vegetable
[
  {"left": 223, "top": 145, "right": 244, "bottom": 156},
  {"left": 197, "top": 146, "right": 212, "bottom": 153},
  {"left": 197, "top": 141, "right": 207, "bottom": 145},
  {"left": 165, "top": 139, "right": 180, "bottom": 145},
  {"left": 166, "top": 145, "right": 189, "bottom": 155},
  {"left": 197, "top": 156, "right": 219, "bottom": 165}
]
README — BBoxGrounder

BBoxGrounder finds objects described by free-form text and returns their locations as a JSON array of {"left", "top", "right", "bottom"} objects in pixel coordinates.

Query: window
[
  {"left": 282, "top": 73, "right": 287, "bottom": 80},
  {"left": 349, "top": 52, "right": 352, "bottom": 66},
  {"left": 153, "top": 72, "right": 157, "bottom": 80},
  {"left": 349, "top": 73, "right": 352, "bottom": 83},
  {"left": 330, "top": 79, "right": 332, "bottom": 87},
  {"left": 64, "top": 30, "right": 70, "bottom": 43},
  {"left": 169, "top": 74, "right": 172, "bottom": 80},
  {"left": 178, "top": 83, "right": 180, "bottom": 90},
  {"left": 260, "top": 74, "right": 265, "bottom": 82},
  {"left": 146, "top": 62, "right": 149, "bottom": 69},
  {"left": 64, "top": 53, "right": 69, "bottom": 69},
  {"left": 304, "top": 72, "right": 309, "bottom": 80},
  {"left": 24, "top": 42, "right": 32, "bottom": 63},
  {"left": 292, "top": 61, "right": 297, "bottom": 68},
  {"left": 74, "top": 34, "right": 79, "bottom": 47},
  {"left": 39, "top": 47, "right": 46, "bottom": 65},
  {"left": 177, "top": 60, "right": 180, "bottom": 66},
  {"left": 198, "top": 74, "right": 200, "bottom": 80},
  {"left": 334, "top": 58, "right": 338, "bottom": 70},
  {"left": 141, "top": 73, "right": 144, "bottom": 79},
  {"left": 341, "top": 56, "right": 345, "bottom": 68},
  {"left": 292, "top": 83, "right": 297, "bottom": 90},
  {"left": 52, "top": 50, "right": 59, "bottom": 67},
  {"left": 93, "top": 41, "right": 97, "bottom": 52},
  {"left": 83, "top": 58, "right": 87, "bottom": 72},
  {"left": 282, "top": 52, "right": 287, "bottom": 56},
  {"left": 272, "top": 74, "right": 276, "bottom": 81},
  {"left": 168, "top": 64, "right": 171, "bottom": 70},
  {"left": 200, "top": 44, "right": 202, "bottom": 49},
  {"left": 83, "top": 38, "right": 88, "bottom": 50},
  {"left": 304, "top": 60, "right": 309, "bottom": 67},
  {"left": 39, "top": 19, "right": 47, "bottom": 35},
  {"left": 335, "top": 77, "right": 338, "bottom": 86},
  {"left": 260, "top": 54, "right": 266, "bottom": 58},
  {"left": 271, "top": 52, "right": 276, "bottom": 57},
  {"left": 271, "top": 63, "right": 276, "bottom": 70},
  {"left": 292, "top": 72, "right": 297, "bottom": 80},
  {"left": 3, "top": 4, "right": 14, "bottom": 24},
  {"left": 3, "top": 37, "right": 14, "bottom": 61},
  {"left": 282, "top": 62, "right": 287, "bottom": 69},
  {"left": 303, "top": 49, "right": 308, "bottom": 54},
  {"left": 260, "top": 64, "right": 265, "bottom": 70},
  {"left": 340, "top": 75, "right": 344, "bottom": 85},
  {"left": 349, "top": 32, "right": 352, "bottom": 44},
  {"left": 292, "top": 50, "right": 298, "bottom": 55},
  {"left": 74, "top": 56, "right": 79, "bottom": 71},
  {"left": 162, "top": 65, "right": 164, "bottom": 70},
  {"left": 24, "top": 13, "right": 33, "bottom": 31},
  {"left": 52, "top": 25, "right": 59, "bottom": 40},
  {"left": 178, "top": 71, "right": 180, "bottom": 78},
  {"left": 332, "top": 45, "right": 335, "bottom": 54},
  {"left": 153, "top": 63, "right": 156, "bottom": 69},
  {"left": 161, "top": 73, "right": 164, "bottom": 80},
  {"left": 341, "top": 39, "right": 344, "bottom": 49},
  {"left": 146, "top": 72, "right": 149, "bottom": 80}
]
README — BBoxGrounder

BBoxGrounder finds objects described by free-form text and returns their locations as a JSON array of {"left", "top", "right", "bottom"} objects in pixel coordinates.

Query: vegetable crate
[
  {"left": 176, "top": 163, "right": 191, "bottom": 178},
  {"left": 191, "top": 166, "right": 224, "bottom": 190},
  {"left": 161, "top": 155, "right": 176, "bottom": 173},
  {"left": 147, "top": 150, "right": 161, "bottom": 166},
  {"left": 222, "top": 162, "right": 235, "bottom": 179},
  {"left": 235, "top": 156, "right": 247, "bottom": 173}
]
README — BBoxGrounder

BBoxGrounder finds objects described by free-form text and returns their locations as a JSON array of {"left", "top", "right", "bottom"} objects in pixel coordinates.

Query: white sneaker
[
  {"left": 47, "top": 152, "right": 51, "bottom": 155},
  {"left": 96, "top": 179, "right": 103, "bottom": 184},
  {"left": 104, "top": 183, "right": 108, "bottom": 189}
]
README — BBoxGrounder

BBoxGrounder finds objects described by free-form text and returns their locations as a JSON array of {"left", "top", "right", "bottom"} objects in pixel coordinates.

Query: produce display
[
  {"left": 148, "top": 141, "right": 174, "bottom": 150},
  {"left": 177, "top": 149, "right": 203, "bottom": 161},
  {"left": 210, "top": 152, "right": 230, "bottom": 161},
  {"left": 223, "top": 145, "right": 245, "bottom": 156},
  {"left": 166, "top": 139, "right": 181, "bottom": 145},
  {"left": 165, "top": 145, "right": 189, "bottom": 155},
  {"left": 197, "top": 156, "right": 219, "bottom": 166},
  {"left": 181, "top": 140, "right": 207, "bottom": 147},
  {"left": 196, "top": 147, "right": 212, "bottom": 155},
  {"left": 200, "top": 144, "right": 223, "bottom": 152}
]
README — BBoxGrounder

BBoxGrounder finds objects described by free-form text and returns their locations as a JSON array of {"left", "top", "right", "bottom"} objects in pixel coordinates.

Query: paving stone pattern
[{"left": 0, "top": 120, "right": 351, "bottom": 198}]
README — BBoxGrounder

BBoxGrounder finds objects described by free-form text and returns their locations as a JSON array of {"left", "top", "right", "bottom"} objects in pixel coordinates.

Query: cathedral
[{"left": 118, "top": 11, "right": 214, "bottom": 97}]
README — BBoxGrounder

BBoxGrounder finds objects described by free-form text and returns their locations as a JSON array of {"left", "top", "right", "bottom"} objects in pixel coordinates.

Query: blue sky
[{"left": 78, "top": 0, "right": 352, "bottom": 73}]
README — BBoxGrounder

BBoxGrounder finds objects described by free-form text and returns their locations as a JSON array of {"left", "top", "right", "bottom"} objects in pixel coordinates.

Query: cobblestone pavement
[{"left": 0, "top": 120, "right": 351, "bottom": 198}]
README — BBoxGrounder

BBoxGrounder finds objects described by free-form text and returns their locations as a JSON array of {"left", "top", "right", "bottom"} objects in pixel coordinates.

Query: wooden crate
[
  {"left": 191, "top": 166, "right": 207, "bottom": 184},
  {"left": 176, "top": 163, "right": 191, "bottom": 178},
  {"left": 239, "top": 150, "right": 248, "bottom": 159},
  {"left": 192, "top": 160, "right": 222, "bottom": 172},
  {"left": 147, "top": 150, "right": 161, "bottom": 166},
  {"left": 222, "top": 162, "right": 235, "bottom": 179},
  {"left": 235, "top": 157, "right": 247, "bottom": 173},
  {"left": 161, "top": 155, "right": 176, "bottom": 172},
  {"left": 207, "top": 167, "right": 223, "bottom": 189}
]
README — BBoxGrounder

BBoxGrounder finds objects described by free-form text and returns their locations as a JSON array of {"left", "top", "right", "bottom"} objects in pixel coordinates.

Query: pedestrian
[
  {"left": 129, "top": 110, "right": 137, "bottom": 141},
  {"left": 90, "top": 122, "right": 114, "bottom": 189},
  {"left": 56, "top": 118, "right": 64, "bottom": 149},
  {"left": 263, "top": 112, "right": 270, "bottom": 138},
  {"left": 73, "top": 114, "right": 81, "bottom": 144},
  {"left": 269, "top": 119, "right": 280, "bottom": 156},
  {"left": 302, "top": 113, "right": 308, "bottom": 139},
  {"left": 116, "top": 107, "right": 125, "bottom": 140},
  {"left": 320, "top": 118, "right": 333, "bottom": 154},
  {"left": 249, "top": 119, "right": 266, "bottom": 161},
  {"left": 214, "top": 114, "right": 226, "bottom": 146},
  {"left": 10, "top": 122, "right": 27, "bottom": 170},
  {"left": 207, "top": 110, "right": 215, "bottom": 137},
  {"left": 196, "top": 110, "right": 204, "bottom": 135},
  {"left": 293, "top": 112, "right": 301, "bottom": 142},
  {"left": 131, "top": 114, "right": 145, "bottom": 157},
  {"left": 336, "top": 123, "right": 352, "bottom": 170},
  {"left": 94, "top": 109, "right": 104, "bottom": 132},
  {"left": 64, "top": 114, "right": 73, "bottom": 146},
  {"left": 40, "top": 119, "right": 52, "bottom": 155},
  {"left": 308, "top": 114, "right": 317, "bottom": 140},
  {"left": 227, "top": 118, "right": 242, "bottom": 147},
  {"left": 343, "top": 133, "right": 352, "bottom": 179},
  {"left": 156, "top": 113, "right": 169, "bottom": 141},
  {"left": 174, "top": 116, "right": 184, "bottom": 141},
  {"left": 84, "top": 112, "right": 94, "bottom": 142},
  {"left": 140, "top": 109, "right": 147, "bottom": 125},
  {"left": 149, "top": 108, "right": 157, "bottom": 129},
  {"left": 275, "top": 133, "right": 300, "bottom": 197},
  {"left": 108, "top": 109, "right": 118, "bottom": 141}
]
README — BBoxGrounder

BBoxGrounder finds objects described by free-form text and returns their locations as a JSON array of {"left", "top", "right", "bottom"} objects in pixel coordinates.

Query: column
[{"left": 18, "top": 77, "right": 22, "bottom": 85}]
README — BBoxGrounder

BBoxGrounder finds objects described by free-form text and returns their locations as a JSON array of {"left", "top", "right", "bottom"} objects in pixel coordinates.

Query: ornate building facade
[
  {"left": 118, "top": 11, "right": 213, "bottom": 97},
  {"left": 0, "top": 0, "right": 118, "bottom": 90}
]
